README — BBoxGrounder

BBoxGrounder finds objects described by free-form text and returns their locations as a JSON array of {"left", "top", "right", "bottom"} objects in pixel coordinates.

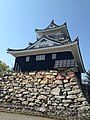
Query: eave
[
  {"left": 35, "top": 22, "right": 70, "bottom": 40},
  {"left": 7, "top": 40, "right": 85, "bottom": 73},
  {"left": 35, "top": 23, "right": 66, "bottom": 32}
]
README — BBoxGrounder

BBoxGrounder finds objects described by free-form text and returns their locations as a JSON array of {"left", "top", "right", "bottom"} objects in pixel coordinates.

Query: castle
[{"left": 7, "top": 20, "right": 85, "bottom": 81}]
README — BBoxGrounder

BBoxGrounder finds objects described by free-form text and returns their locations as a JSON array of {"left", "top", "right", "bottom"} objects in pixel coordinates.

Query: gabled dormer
[
  {"left": 27, "top": 35, "right": 61, "bottom": 49},
  {"left": 35, "top": 20, "right": 71, "bottom": 43}
]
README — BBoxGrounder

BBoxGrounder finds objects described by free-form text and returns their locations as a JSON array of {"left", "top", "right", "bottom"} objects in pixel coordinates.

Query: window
[
  {"left": 26, "top": 56, "right": 30, "bottom": 62},
  {"left": 52, "top": 54, "right": 56, "bottom": 59},
  {"left": 54, "top": 59, "right": 77, "bottom": 68},
  {"left": 36, "top": 55, "right": 45, "bottom": 61}
]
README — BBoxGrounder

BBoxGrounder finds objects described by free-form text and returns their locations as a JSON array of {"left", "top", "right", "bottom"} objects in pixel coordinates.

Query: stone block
[
  {"left": 56, "top": 75, "right": 65, "bottom": 80},
  {"left": 40, "top": 78, "right": 48, "bottom": 84},
  {"left": 23, "top": 91, "right": 29, "bottom": 95},
  {"left": 3, "top": 91, "right": 7, "bottom": 94},
  {"left": 37, "top": 95, "right": 47, "bottom": 100},
  {"left": 0, "top": 99, "right": 3, "bottom": 103},
  {"left": 63, "top": 79, "right": 69, "bottom": 83},
  {"left": 57, "top": 95, "right": 65, "bottom": 99},
  {"left": 28, "top": 88, "right": 33, "bottom": 91},
  {"left": 69, "top": 104, "right": 78, "bottom": 108},
  {"left": 40, "top": 92, "right": 49, "bottom": 95},
  {"left": 35, "top": 99, "right": 40, "bottom": 103},
  {"left": 27, "top": 98, "right": 34, "bottom": 102},
  {"left": 22, "top": 101, "right": 28, "bottom": 105},
  {"left": 34, "top": 82, "right": 39, "bottom": 85},
  {"left": 64, "top": 83, "right": 71, "bottom": 87},
  {"left": 13, "top": 83, "right": 19, "bottom": 87},
  {"left": 45, "top": 75, "right": 55, "bottom": 79},
  {"left": 12, "top": 101, "right": 18, "bottom": 104},
  {"left": 72, "top": 85, "right": 79, "bottom": 90},
  {"left": 52, "top": 72, "right": 58, "bottom": 76},
  {"left": 33, "top": 88, "right": 38, "bottom": 92},
  {"left": 29, "top": 102, "right": 34, "bottom": 106},
  {"left": 25, "top": 84, "right": 33, "bottom": 88},
  {"left": 18, "top": 98, "right": 25, "bottom": 101},
  {"left": 48, "top": 84, "right": 57, "bottom": 88},
  {"left": 47, "top": 100, "right": 52, "bottom": 104},
  {"left": 38, "top": 78, "right": 42, "bottom": 83},
  {"left": 62, "top": 99, "right": 72, "bottom": 103},
  {"left": 54, "top": 80, "right": 63, "bottom": 85},
  {"left": 58, "top": 84, "right": 64, "bottom": 88},
  {"left": 35, "top": 74, "right": 43, "bottom": 79},
  {"left": 16, "top": 94, "right": 22, "bottom": 97},
  {"left": 51, "top": 87, "right": 60, "bottom": 96},
  {"left": 4, "top": 95, "right": 10, "bottom": 100},
  {"left": 48, "top": 79, "right": 53, "bottom": 84},
  {"left": 8, "top": 88, "right": 13, "bottom": 92},
  {"left": 37, "top": 71, "right": 45, "bottom": 75},
  {"left": 62, "top": 88, "right": 71, "bottom": 92},
  {"left": 52, "top": 103, "right": 57, "bottom": 106},
  {"left": 39, "top": 88, "right": 45, "bottom": 92},
  {"left": 82, "top": 101, "right": 88, "bottom": 105},
  {"left": 63, "top": 103, "right": 69, "bottom": 107},
  {"left": 76, "top": 97, "right": 86, "bottom": 102},
  {"left": 45, "top": 72, "right": 52, "bottom": 75},
  {"left": 77, "top": 93, "right": 83, "bottom": 97},
  {"left": 29, "top": 72, "right": 36, "bottom": 75},
  {"left": 70, "top": 82, "right": 77, "bottom": 86},
  {"left": 68, "top": 89, "right": 81, "bottom": 95},
  {"left": 70, "top": 77, "right": 77, "bottom": 82},
  {"left": 67, "top": 95, "right": 77, "bottom": 99},
  {"left": 14, "top": 87, "right": 21, "bottom": 90},
  {"left": 25, "top": 75, "right": 30, "bottom": 78},
  {"left": 77, "top": 106, "right": 90, "bottom": 111},
  {"left": 39, "top": 107, "right": 46, "bottom": 112}
]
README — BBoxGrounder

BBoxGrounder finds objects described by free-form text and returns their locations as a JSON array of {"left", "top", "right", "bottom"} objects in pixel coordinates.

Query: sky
[{"left": 0, "top": 0, "right": 90, "bottom": 73}]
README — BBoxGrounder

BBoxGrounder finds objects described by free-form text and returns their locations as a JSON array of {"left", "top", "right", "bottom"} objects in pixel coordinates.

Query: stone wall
[{"left": 0, "top": 70, "right": 90, "bottom": 120}]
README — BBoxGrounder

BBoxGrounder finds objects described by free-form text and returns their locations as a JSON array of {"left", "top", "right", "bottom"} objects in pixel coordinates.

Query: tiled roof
[{"left": 35, "top": 20, "right": 66, "bottom": 32}]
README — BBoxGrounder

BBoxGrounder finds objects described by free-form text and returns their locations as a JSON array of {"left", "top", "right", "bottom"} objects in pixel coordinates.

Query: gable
[
  {"left": 29, "top": 37, "right": 61, "bottom": 49},
  {"left": 47, "top": 21, "right": 58, "bottom": 29}
]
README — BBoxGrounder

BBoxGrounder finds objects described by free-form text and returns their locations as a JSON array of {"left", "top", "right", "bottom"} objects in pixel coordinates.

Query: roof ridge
[{"left": 35, "top": 21, "right": 66, "bottom": 32}]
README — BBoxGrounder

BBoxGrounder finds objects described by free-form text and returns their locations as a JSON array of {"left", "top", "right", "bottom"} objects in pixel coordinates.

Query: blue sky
[{"left": 0, "top": 0, "right": 90, "bottom": 71}]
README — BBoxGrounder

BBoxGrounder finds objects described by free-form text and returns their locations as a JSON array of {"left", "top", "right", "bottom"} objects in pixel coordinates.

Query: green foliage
[{"left": 0, "top": 60, "right": 13, "bottom": 77}]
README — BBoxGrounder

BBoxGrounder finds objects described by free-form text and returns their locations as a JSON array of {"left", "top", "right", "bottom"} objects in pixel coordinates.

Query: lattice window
[
  {"left": 36, "top": 55, "right": 45, "bottom": 61},
  {"left": 54, "top": 59, "right": 77, "bottom": 68}
]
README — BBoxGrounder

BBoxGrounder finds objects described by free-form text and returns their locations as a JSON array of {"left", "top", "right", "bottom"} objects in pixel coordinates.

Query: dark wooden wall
[{"left": 14, "top": 51, "right": 74, "bottom": 72}]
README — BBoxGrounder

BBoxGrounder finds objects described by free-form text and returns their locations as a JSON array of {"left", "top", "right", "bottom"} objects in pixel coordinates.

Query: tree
[{"left": 0, "top": 60, "right": 12, "bottom": 77}]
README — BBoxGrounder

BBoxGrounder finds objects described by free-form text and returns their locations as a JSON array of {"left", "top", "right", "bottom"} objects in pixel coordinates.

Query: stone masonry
[{"left": 0, "top": 70, "right": 90, "bottom": 120}]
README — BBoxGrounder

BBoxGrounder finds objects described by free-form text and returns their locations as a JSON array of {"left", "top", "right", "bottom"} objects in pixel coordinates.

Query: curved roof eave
[
  {"left": 7, "top": 40, "right": 77, "bottom": 54},
  {"left": 7, "top": 35, "right": 63, "bottom": 52},
  {"left": 7, "top": 39, "right": 85, "bottom": 73},
  {"left": 35, "top": 22, "right": 71, "bottom": 41},
  {"left": 35, "top": 22, "right": 66, "bottom": 32}
]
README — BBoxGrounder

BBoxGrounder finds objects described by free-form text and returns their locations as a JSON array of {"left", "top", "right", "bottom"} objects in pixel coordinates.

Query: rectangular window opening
[
  {"left": 52, "top": 54, "right": 56, "bottom": 59},
  {"left": 36, "top": 55, "right": 45, "bottom": 61},
  {"left": 26, "top": 56, "right": 30, "bottom": 62}
]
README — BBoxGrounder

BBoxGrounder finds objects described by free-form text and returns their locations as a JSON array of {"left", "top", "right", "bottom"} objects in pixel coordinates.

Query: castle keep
[
  {"left": 0, "top": 21, "right": 89, "bottom": 119},
  {"left": 7, "top": 21, "right": 85, "bottom": 79}
]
